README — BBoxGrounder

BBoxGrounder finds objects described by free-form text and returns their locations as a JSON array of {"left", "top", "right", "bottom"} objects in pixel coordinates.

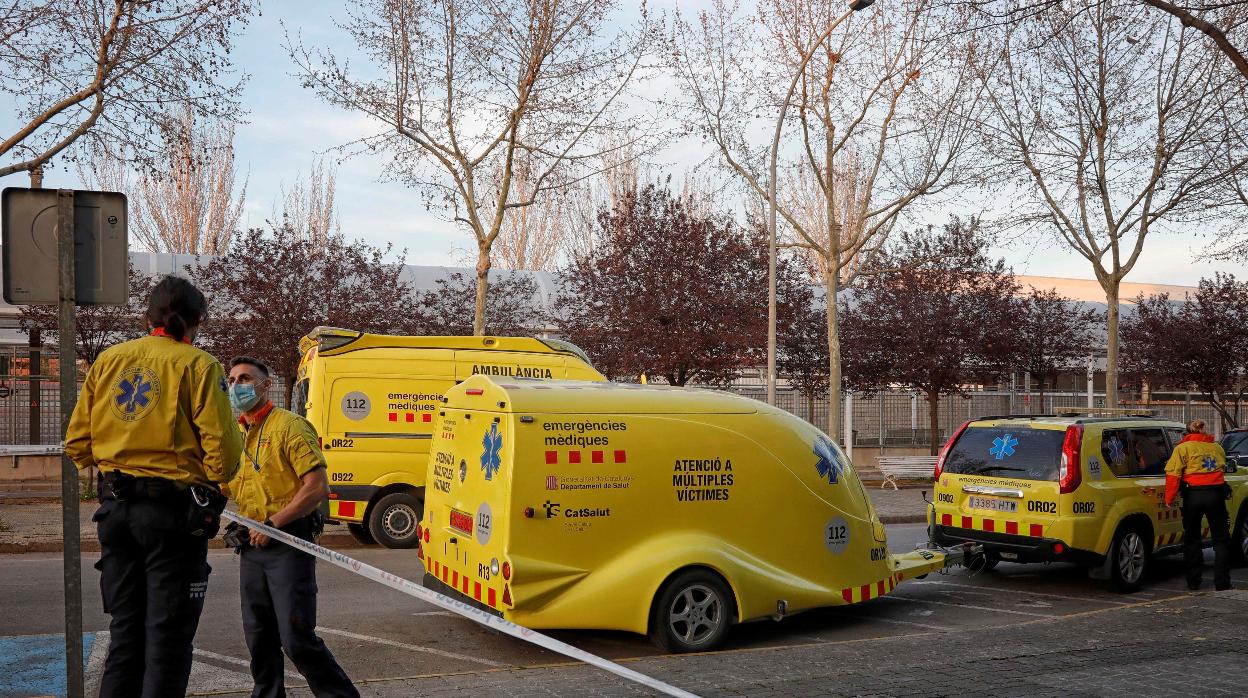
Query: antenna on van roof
[{"left": 1054, "top": 407, "right": 1157, "bottom": 418}]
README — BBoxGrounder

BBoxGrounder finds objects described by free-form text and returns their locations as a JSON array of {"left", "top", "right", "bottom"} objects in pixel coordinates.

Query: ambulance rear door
[{"left": 423, "top": 405, "right": 513, "bottom": 613}]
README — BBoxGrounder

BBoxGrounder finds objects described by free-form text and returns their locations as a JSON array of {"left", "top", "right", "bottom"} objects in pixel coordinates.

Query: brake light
[
  {"left": 935, "top": 421, "right": 972, "bottom": 479},
  {"left": 466, "top": 388, "right": 484, "bottom": 396},
  {"left": 423, "top": 526, "right": 431, "bottom": 544},
  {"left": 1059, "top": 424, "right": 1084, "bottom": 494},
  {"left": 501, "top": 561, "right": 511, "bottom": 580}
]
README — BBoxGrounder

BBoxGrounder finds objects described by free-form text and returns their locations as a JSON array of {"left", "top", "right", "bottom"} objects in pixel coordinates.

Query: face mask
[{"left": 229, "top": 382, "right": 262, "bottom": 412}]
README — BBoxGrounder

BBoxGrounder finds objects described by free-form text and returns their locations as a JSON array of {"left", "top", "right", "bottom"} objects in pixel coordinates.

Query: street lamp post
[{"left": 766, "top": 2, "right": 868, "bottom": 406}]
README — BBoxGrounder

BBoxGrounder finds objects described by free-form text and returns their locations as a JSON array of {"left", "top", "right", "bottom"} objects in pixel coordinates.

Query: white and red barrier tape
[{"left": 220, "top": 510, "right": 699, "bottom": 698}]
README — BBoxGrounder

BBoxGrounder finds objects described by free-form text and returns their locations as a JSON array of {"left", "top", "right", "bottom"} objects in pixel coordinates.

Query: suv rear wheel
[
  {"left": 649, "top": 569, "right": 734, "bottom": 653},
  {"left": 368, "top": 491, "right": 423, "bottom": 549},
  {"left": 1109, "top": 525, "right": 1150, "bottom": 593}
]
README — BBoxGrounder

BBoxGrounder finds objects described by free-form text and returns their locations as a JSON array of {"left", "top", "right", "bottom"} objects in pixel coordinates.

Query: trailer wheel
[
  {"left": 648, "top": 569, "right": 734, "bottom": 653},
  {"left": 368, "top": 492, "right": 423, "bottom": 549}
]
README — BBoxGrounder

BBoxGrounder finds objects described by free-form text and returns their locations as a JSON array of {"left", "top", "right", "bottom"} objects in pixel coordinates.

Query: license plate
[
  {"left": 968, "top": 496, "right": 1017, "bottom": 513},
  {"left": 449, "top": 509, "right": 473, "bottom": 534}
]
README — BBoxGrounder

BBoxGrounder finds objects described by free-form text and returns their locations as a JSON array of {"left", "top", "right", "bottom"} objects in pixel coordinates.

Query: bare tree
[
  {"left": 0, "top": 0, "right": 254, "bottom": 180},
  {"left": 80, "top": 106, "right": 246, "bottom": 254},
  {"left": 273, "top": 156, "right": 340, "bottom": 247},
  {"left": 289, "top": 0, "right": 656, "bottom": 335},
  {"left": 671, "top": 0, "right": 983, "bottom": 437},
  {"left": 492, "top": 160, "right": 569, "bottom": 271},
  {"left": 962, "top": 1, "right": 1248, "bottom": 80},
  {"left": 975, "top": 0, "right": 1246, "bottom": 406}
]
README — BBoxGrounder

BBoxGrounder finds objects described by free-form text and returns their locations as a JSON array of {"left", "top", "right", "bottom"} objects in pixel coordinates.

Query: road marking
[
  {"left": 192, "top": 647, "right": 303, "bottom": 683},
  {"left": 832, "top": 611, "right": 954, "bottom": 632},
  {"left": 913, "top": 579, "right": 1134, "bottom": 605},
  {"left": 316, "top": 626, "right": 508, "bottom": 668},
  {"left": 411, "top": 611, "right": 459, "bottom": 618},
  {"left": 84, "top": 630, "right": 109, "bottom": 697},
  {"left": 880, "top": 595, "right": 1057, "bottom": 617}
]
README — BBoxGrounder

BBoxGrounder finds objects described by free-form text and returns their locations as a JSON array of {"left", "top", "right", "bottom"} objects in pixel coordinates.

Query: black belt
[{"left": 99, "top": 471, "right": 188, "bottom": 503}]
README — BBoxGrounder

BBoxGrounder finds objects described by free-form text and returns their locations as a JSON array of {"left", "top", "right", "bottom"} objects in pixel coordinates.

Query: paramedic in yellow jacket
[
  {"left": 225, "top": 356, "right": 358, "bottom": 698},
  {"left": 64, "top": 276, "right": 242, "bottom": 698},
  {"left": 1165, "top": 419, "right": 1231, "bottom": 591}
]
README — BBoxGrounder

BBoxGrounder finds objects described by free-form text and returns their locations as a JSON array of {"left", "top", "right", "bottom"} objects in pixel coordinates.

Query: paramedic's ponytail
[{"left": 146, "top": 276, "right": 207, "bottom": 341}]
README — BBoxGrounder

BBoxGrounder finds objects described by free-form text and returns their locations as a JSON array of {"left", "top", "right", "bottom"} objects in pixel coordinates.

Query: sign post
[
  {"left": 2, "top": 186, "right": 127, "bottom": 698},
  {"left": 57, "top": 189, "right": 83, "bottom": 698}
]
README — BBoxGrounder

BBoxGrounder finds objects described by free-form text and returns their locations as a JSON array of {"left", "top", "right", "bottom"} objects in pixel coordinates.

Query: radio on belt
[{"left": 420, "top": 376, "right": 965, "bottom": 653}]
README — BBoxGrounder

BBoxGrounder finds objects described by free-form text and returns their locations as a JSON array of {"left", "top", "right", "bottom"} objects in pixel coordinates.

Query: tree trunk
[
  {"left": 825, "top": 261, "right": 842, "bottom": 439},
  {"left": 927, "top": 390, "right": 941, "bottom": 456},
  {"left": 1104, "top": 279, "right": 1121, "bottom": 408},
  {"left": 474, "top": 245, "right": 491, "bottom": 336},
  {"left": 1037, "top": 376, "right": 1046, "bottom": 414}
]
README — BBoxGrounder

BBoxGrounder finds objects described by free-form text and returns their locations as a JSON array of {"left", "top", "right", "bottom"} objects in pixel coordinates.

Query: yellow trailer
[{"left": 419, "top": 376, "right": 962, "bottom": 651}]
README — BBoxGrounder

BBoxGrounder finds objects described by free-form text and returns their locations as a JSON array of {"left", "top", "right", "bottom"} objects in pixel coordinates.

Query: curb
[
  {"left": 0, "top": 533, "right": 369, "bottom": 555},
  {"left": 878, "top": 515, "right": 927, "bottom": 525}
]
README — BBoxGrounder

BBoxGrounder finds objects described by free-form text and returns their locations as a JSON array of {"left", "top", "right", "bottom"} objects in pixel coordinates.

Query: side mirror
[{"left": 1226, "top": 457, "right": 1239, "bottom": 474}]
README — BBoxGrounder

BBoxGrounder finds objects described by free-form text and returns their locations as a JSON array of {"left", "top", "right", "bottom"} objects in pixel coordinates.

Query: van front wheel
[
  {"left": 649, "top": 570, "right": 734, "bottom": 653},
  {"left": 368, "top": 492, "right": 423, "bottom": 549}
]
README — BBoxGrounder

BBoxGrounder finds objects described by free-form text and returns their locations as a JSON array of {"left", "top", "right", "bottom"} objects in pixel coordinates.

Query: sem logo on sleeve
[
  {"left": 111, "top": 367, "right": 160, "bottom": 422},
  {"left": 814, "top": 435, "right": 844, "bottom": 485},
  {"left": 481, "top": 422, "right": 503, "bottom": 481}
]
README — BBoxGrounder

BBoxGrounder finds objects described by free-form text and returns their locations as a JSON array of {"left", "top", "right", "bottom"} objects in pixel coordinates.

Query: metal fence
[
  {"left": 725, "top": 387, "right": 1238, "bottom": 448},
  {"left": 0, "top": 342, "right": 1236, "bottom": 447}
]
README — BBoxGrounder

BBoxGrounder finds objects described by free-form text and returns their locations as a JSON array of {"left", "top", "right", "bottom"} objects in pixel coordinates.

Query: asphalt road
[{"left": 2, "top": 523, "right": 1243, "bottom": 697}]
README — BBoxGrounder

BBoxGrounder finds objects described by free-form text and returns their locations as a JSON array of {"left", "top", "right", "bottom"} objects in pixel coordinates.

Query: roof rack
[
  {"left": 975, "top": 414, "right": 1059, "bottom": 421},
  {"left": 1053, "top": 407, "right": 1157, "bottom": 418}
]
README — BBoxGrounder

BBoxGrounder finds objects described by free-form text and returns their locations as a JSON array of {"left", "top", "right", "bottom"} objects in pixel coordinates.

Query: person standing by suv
[{"left": 1165, "top": 420, "right": 1231, "bottom": 591}]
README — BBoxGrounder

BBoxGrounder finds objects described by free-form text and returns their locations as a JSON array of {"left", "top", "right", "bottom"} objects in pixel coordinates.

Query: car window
[
  {"left": 1101, "top": 429, "right": 1134, "bottom": 478},
  {"left": 942, "top": 426, "right": 1066, "bottom": 481},
  {"left": 1165, "top": 427, "right": 1186, "bottom": 450},
  {"left": 1131, "top": 429, "right": 1170, "bottom": 476},
  {"left": 1223, "top": 432, "right": 1248, "bottom": 455}
]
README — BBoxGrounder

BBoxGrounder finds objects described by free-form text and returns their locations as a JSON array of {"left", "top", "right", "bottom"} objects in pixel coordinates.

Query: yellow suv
[{"left": 929, "top": 411, "right": 1248, "bottom": 592}]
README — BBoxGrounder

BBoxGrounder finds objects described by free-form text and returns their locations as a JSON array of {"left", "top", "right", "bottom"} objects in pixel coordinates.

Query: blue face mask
[{"left": 229, "top": 382, "right": 262, "bottom": 412}]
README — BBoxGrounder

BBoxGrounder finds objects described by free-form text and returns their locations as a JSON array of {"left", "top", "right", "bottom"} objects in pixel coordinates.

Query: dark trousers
[
  {"left": 94, "top": 497, "right": 211, "bottom": 698},
  {"left": 240, "top": 536, "right": 358, "bottom": 698},
  {"left": 1182, "top": 485, "right": 1232, "bottom": 589}
]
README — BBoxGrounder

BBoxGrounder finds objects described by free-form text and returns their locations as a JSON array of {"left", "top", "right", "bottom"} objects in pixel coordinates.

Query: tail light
[
  {"left": 501, "top": 561, "right": 511, "bottom": 581},
  {"left": 423, "top": 526, "right": 431, "bottom": 544},
  {"left": 935, "top": 421, "right": 972, "bottom": 479},
  {"left": 1059, "top": 424, "right": 1084, "bottom": 494}
]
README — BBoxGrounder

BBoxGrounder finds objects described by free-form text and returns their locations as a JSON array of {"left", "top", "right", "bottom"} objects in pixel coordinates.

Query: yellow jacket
[
  {"left": 230, "top": 403, "right": 327, "bottom": 521},
  {"left": 1164, "top": 433, "right": 1226, "bottom": 505},
  {"left": 65, "top": 334, "right": 242, "bottom": 486}
]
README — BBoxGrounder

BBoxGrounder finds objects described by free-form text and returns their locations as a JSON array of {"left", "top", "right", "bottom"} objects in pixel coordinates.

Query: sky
[{"left": 0, "top": 0, "right": 1240, "bottom": 287}]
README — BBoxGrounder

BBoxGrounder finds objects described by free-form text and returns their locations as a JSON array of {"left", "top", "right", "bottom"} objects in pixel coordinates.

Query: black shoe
[{"left": 1187, "top": 580, "right": 1202, "bottom": 591}]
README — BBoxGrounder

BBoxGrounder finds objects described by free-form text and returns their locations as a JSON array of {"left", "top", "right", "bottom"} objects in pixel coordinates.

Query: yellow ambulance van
[
  {"left": 929, "top": 412, "right": 1248, "bottom": 592},
  {"left": 418, "top": 376, "right": 965, "bottom": 651},
  {"left": 294, "top": 327, "right": 605, "bottom": 548}
]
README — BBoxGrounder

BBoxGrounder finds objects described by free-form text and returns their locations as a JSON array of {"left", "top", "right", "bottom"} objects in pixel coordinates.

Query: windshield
[
  {"left": 942, "top": 426, "right": 1067, "bottom": 481},
  {"left": 1223, "top": 432, "right": 1248, "bottom": 456}
]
